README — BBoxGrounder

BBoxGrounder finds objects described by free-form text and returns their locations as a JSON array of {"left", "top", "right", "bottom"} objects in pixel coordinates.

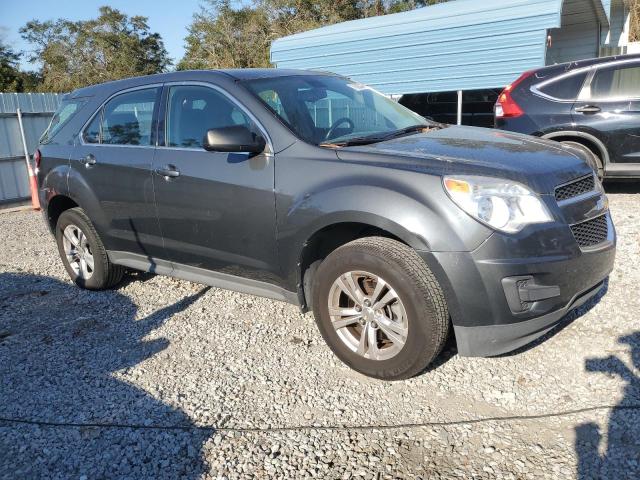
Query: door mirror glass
[{"left": 203, "top": 126, "right": 266, "bottom": 154}]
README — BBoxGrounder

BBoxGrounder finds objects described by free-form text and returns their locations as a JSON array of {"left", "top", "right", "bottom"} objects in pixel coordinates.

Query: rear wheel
[
  {"left": 561, "top": 140, "right": 604, "bottom": 180},
  {"left": 55, "top": 207, "right": 124, "bottom": 290},
  {"left": 312, "top": 237, "right": 449, "bottom": 380}
]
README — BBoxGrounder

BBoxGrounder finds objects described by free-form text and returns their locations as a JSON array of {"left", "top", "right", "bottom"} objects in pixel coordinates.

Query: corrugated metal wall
[
  {"left": 0, "top": 93, "right": 61, "bottom": 204},
  {"left": 271, "top": 0, "right": 569, "bottom": 95},
  {"left": 607, "top": 0, "right": 629, "bottom": 46},
  {"left": 546, "top": 0, "right": 606, "bottom": 64},
  {"left": 271, "top": 0, "right": 619, "bottom": 95}
]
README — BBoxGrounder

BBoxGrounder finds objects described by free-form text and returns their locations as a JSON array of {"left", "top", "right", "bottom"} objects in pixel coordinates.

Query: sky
[{"left": 0, "top": 0, "right": 205, "bottom": 70}]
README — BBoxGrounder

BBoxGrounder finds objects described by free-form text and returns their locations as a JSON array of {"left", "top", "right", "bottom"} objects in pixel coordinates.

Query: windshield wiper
[{"left": 320, "top": 124, "right": 438, "bottom": 148}]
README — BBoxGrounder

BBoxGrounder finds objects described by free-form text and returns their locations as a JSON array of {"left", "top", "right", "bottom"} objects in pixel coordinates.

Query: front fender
[{"left": 278, "top": 181, "right": 491, "bottom": 293}]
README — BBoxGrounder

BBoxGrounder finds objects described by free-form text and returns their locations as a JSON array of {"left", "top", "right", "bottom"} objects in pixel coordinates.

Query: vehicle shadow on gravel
[
  {"left": 576, "top": 331, "right": 640, "bottom": 479},
  {"left": 604, "top": 181, "right": 640, "bottom": 195},
  {"left": 0, "top": 272, "right": 211, "bottom": 479}
]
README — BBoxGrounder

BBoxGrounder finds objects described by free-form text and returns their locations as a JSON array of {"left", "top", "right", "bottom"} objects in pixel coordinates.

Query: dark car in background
[
  {"left": 495, "top": 54, "right": 640, "bottom": 180},
  {"left": 36, "top": 70, "right": 615, "bottom": 380}
]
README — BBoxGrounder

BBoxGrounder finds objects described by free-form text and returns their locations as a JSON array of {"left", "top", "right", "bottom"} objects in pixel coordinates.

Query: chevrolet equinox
[{"left": 36, "top": 70, "right": 616, "bottom": 380}]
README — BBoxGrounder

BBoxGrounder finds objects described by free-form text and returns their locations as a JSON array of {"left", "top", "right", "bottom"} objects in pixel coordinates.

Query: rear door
[
  {"left": 70, "top": 86, "right": 165, "bottom": 259},
  {"left": 152, "top": 83, "right": 278, "bottom": 282},
  {"left": 572, "top": 61, "right": 640, "bottom": 167},
  {"left": 529, "top": 70, "right": 588, "bottom": 131}
]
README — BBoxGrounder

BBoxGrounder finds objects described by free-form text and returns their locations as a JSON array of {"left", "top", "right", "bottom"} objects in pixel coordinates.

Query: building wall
[
  {"left": 607, "top": 0, "right": 630, "bottom": 46},
  {"left": 271, "top": 0, "right": 566, "bottom": 95},
  {"left": 0, "top": 93, "right": 61, "bottom": 204},
  {"left": 546, "top": 0, "right": 602, "bottom": 64}
]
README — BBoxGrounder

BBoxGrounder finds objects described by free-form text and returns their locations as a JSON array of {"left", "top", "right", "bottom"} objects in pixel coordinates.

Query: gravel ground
[{"left": 0, "top": 183, "right": 639, "bottom": 479}]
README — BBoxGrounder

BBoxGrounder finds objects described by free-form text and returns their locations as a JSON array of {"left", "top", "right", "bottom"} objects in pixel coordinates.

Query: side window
[
  {"left": 590, "top": 63, "right": 640, "bottom": 100},
  {"left": 537, "top": 72, "right": 587, "bottom": 101},
  {"left": 259, "top": 90, "right": 289, "bottom": 121},
  {"left": 101, "top": 88, "right": 158, "bottom": 146},
  {"left": 166, "top": 85, "right": 252, "bottom": 149},
  {"left": 83, "top": 112, "right": 102, "bottom": 144}
]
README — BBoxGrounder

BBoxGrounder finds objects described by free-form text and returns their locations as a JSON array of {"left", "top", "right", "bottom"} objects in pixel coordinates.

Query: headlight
[{"left": 443, "top": 175, "right": 553, "bottom": 233}]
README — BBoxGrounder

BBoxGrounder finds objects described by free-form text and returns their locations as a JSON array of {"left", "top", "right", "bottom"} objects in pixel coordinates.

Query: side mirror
[{"left": 203, "top": 126, "right": 266, "bottom": 154}]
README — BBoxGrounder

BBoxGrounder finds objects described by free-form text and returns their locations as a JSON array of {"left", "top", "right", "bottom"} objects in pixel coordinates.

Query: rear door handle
[
  {"left": 575, "top": 105, "right": 601, "bottom": 114},
  {"left": 80, "top": 154, "right": 96, "bottom": 167},
  {"left": 155, "top": 165, "right": 180, "bottom": 179}
]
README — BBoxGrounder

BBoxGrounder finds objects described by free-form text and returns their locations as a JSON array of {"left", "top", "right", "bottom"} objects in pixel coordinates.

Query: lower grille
[{"left": 570, "top": 214, "right": 608, "bottom": 248}]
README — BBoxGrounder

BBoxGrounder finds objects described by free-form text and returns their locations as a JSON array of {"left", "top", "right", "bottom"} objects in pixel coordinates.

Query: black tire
[
  {"left": 55, "top": 207, "right": 124, "bottom": 290},
  {"left": 312, "top": 237, "right": 449, "bottom": 380},
  {"left": 561, "top": 140, "right": 604, "bottom": 180}
]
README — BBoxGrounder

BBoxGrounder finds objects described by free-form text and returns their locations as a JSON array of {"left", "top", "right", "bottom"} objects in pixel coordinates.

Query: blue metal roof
[{"left": 271, "top": 0, "right": 608, "bottom": 94}]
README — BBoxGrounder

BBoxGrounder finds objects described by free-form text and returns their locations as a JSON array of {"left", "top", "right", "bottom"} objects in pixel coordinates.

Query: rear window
[
  {"left": 537, "top": 72, "right": 587, "bottom": 100},
  {"left": 40, "top": 98, "right": 87, "bottom": 144}
]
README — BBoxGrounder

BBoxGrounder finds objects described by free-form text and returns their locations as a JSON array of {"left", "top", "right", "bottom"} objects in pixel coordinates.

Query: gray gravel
[{"left": 1, "top": 183, "right": 639, "bottom": 479}]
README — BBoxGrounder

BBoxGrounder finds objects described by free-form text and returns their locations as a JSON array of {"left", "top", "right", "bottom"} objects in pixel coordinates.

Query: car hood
[{"left": 334, "top": 125, "right": 593, "bottom": 194}]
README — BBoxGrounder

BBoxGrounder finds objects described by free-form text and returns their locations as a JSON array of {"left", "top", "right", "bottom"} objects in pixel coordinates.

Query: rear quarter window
[
  {"left": 536, "top": 72, "right": 587, "bottom": 101},
  {"left": 40, "top": 98, "right": 87, "bottom": 144}
]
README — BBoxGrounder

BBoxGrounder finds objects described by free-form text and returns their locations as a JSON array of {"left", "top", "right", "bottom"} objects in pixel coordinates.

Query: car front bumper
[{"left": 418, "top": 212, "right": 616, "bottom": 357}]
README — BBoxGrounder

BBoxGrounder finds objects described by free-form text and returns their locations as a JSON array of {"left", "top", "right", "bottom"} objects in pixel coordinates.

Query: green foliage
[
  {"left": 20, "top": 6, "right": 170, "bottom": 92},
  {"left": 179, "top": 0, "right": 272, "bottom": 70},
  {"left": 0, "top": 41, "right": 41, "bottom": 92},
  {"left": 179, "top": 0, "right": 452, "bottom": 70},
  {"left": 0, "top": 41, "right": 23, "bottom": 91}
]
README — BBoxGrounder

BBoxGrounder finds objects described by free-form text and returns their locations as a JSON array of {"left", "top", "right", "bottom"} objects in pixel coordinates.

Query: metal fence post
[
  {"left": 16, "top": 108, "right": 40, "bottom": 210},
  {"left": 457, "top": 90, "right": 463, "bottom": 126}
]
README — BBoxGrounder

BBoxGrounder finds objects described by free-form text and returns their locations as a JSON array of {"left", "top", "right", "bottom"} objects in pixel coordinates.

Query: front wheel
[
  {"left": 312, "top": 237, "right": 449, "bottom": 380},
  {"left": 55, "top": 207, "right": 124, "bottom": 290}
]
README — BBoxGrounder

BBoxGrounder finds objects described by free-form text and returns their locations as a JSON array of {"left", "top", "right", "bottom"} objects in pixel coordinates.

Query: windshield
[{"left": 242, "top": 75, "right": 432, "bottom": 146}]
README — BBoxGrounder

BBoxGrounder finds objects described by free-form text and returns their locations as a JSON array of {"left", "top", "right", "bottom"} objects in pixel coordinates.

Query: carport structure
[{"left": 271, "top": 0, "right": 632, "bottom": 125}]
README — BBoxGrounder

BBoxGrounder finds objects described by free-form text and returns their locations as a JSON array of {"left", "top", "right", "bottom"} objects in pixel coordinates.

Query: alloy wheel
[
  {"left": 327, "top": 270, "right": 408, "bottom": 361},
  {"left": 62, "top": 224, "right": 95, "bottom": 280}
]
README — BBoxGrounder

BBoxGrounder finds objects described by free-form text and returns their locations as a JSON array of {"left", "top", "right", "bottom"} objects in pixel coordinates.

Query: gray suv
[{"left": 37, "top": 70, "right": 615, "bottom": 380}]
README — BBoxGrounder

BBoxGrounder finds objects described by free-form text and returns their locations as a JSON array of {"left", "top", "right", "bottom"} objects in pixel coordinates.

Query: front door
[
  {"left": 152, "top": 84, "right": 279, "bottom": 283},
  {"left": 69, "top": 86, "right": 164, "bottom": 260},
  {"left": 573, "top": 61, "right": 640, "bottom": 166}
]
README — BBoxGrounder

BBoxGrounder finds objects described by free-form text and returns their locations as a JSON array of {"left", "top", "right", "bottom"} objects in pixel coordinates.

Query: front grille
[
  {"left": 570, "top": 214, "right": 608, "bottom": 248},
  {"left": 555, "top": 175, "right": 595, "bottom": 202}
]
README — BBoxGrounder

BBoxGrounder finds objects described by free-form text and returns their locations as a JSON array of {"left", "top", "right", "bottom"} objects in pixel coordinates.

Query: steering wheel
[{"left": 324, "top": 117, "right": 355, "bottom": 141}]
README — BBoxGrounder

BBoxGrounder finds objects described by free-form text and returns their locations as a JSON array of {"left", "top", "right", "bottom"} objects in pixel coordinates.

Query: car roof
[
  {"left": 532, "top": 53, "right": 640, "bottom": 78},
  {"left": 69, "top": 68, "right": 335, "bottom": 98}
]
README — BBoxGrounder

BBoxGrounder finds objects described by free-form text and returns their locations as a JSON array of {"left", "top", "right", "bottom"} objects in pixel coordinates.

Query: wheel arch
[
  {"left": 296, "top": 216, "right": 424, "bottom": 312},
  {"left": 541, "top": 130, "right": 609, "bottom": 166},
  {"left": 46, "top": 195, "right": 79, "bottom": 233}
]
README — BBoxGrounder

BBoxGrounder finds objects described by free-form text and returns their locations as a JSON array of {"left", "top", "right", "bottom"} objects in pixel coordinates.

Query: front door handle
[
  {"left": 155, "top": 165, "right": 180, "bottom": 179},
  {"left": 575, "top": 105, "right": 601, "bottom": 114},
  {"left": 80, "top": 154, "right": 96, "bottom": 167}
]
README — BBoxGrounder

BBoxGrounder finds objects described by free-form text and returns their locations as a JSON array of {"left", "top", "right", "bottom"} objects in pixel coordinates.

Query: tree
[
  {"left": 179, "top": 0, "right": 453, "bottom": 70},
  {"left": 631, "top": 0, "right": 640, "bottom": 42},
  {"left": 179, "top": 0, "right": 272, "bottom": 70},
  {"left": 20, "top": 6, "right": 170, "bottom": 92},
  {"left": 0, "top": 41, "right": 23, "bottom": 91},
  {"left": 0, "top": 41, "right": 41, "bottom": 92}
]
